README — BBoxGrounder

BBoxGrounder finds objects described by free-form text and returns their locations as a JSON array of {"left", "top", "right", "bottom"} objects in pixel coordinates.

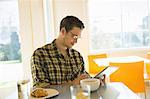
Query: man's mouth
[{"left": 71, "top": 43, "right": 74, "bottom": 45}]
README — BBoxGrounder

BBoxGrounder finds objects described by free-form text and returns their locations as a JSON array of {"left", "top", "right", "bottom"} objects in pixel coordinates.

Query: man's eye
[{"left": 73, "top": 36, "right": 78, "bottom": 39}]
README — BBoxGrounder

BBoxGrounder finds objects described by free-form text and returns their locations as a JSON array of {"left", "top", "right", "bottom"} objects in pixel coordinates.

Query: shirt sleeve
[
  {"left": 80, "top": 53, "right": 85, "bottom": 72},
  {"left": 30, "top": 50, "right": 49, "bottom": 87},
  {"left": 80, "top": 55, "right": 90, "bottom": 76}
]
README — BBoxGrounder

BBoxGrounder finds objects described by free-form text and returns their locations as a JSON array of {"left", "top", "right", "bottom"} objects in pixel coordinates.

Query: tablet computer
[{"left": 94, "top": 66, "right": 119, "bottom": 78}]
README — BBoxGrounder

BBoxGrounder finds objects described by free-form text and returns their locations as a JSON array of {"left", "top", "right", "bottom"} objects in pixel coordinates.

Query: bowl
[{"left": 80, "top": 78, "right": 100, "bottom": 91}]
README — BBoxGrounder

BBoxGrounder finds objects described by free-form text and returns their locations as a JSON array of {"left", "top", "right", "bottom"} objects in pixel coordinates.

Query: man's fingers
[{"left": 80, "top": 74, "right": 89, "bottom": 79}]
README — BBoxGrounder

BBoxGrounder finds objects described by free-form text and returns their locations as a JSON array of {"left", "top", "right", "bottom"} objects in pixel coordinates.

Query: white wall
[{"left": 18, "top": 0, "right": 46, "bottom": 79}]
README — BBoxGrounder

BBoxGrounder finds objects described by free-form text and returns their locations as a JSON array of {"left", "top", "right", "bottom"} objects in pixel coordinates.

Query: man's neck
[
  {"left": 55, "top": 38, "right": 67, "bottom": 51},
  {"left": 55, "top": 38, "right": 68, "bottom": 58}
]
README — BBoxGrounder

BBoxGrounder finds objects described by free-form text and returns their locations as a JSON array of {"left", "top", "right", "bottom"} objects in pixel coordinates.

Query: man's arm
[{"left": 31, "top": 51, "right": 49, "bottom": 88}]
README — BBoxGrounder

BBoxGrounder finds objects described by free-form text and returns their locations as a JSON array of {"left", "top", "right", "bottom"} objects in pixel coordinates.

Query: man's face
[{"left": 63, "top": 27, "right": 82, "bottom": 48}]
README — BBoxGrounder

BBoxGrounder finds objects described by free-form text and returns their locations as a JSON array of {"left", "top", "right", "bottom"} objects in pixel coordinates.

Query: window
[
  {"left": 88, "top": 0, "right": 150, "bottom": 52},
  {"left": 0, "top": 0, "right": 22, "bottom": 81}
]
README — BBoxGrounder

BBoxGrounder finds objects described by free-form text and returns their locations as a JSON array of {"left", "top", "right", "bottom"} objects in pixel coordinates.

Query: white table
[
  {"left": 94, "top": 56, "right": 150, "bottom": 66},
  {"left": 1, "top": 82, "right": 140, "bottom": 99},
  {"left": 47, "top": 82, "right": 139, "bottom": 99},
  {"left": 98, "top": 82, "right": 140, "bottom": 99},
  {"left": 94, "top": 56, "right": 150, "bottom": 75}
]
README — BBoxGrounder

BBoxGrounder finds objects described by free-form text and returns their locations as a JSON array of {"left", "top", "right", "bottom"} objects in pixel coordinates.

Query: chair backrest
[
  {"left": 109, "top": 61, "right": 145, "bottom": 93},
  {"left": 88, "top": 53, "right": 107, "bottom": 75},
  {"left": 146, "top": 64, "right": 150, "bottom": 76},
  {"left": 146, "top": 52, "right": 150, "bottom": 75},
  {"left": 145, "top": 63, "right": 150, "bottom": 80}
]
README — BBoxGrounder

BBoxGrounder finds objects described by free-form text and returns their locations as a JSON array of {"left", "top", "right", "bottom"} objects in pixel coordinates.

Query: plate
[{"left": 29, "top": 88, "right": 59, "bottom": 99}]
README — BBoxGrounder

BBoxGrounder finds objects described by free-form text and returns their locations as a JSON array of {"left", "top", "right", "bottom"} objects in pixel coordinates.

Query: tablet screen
[{"left": 94, "top": 66, "right": 119, "bottom": 78}]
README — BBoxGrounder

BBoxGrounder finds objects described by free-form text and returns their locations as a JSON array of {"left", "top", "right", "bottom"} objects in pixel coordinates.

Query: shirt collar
[{"left": 52, "top": 39, "right": 73, "bottom": 58}]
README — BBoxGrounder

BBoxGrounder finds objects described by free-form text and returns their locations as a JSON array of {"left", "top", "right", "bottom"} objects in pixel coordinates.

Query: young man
[{"left": 31, "top": 16, "right": 104, "bottom": 87}]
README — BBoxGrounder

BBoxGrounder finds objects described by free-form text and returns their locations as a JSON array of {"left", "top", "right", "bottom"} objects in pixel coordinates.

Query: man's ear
[{"left": 60, "top": 27, "right": 66, "bottom": 35}]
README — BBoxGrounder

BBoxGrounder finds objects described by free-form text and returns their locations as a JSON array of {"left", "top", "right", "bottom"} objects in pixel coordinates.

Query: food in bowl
[
  {"left": 80, "top": 78, "right": 100, "bottom": 91},
  {"left": 31, "top": 88, "right": 48, "bottom": 98}
]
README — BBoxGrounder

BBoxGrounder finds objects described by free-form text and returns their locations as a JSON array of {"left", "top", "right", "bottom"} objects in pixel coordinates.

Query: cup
[
  {"left": 70, "top": 85, "right": 90, "bottom": 99},
  {"left": 80, "top": 78, "right": 100, "bottom": 91},
  {"left": 17, "top": 79, "right": 31, "bottom": 99}
]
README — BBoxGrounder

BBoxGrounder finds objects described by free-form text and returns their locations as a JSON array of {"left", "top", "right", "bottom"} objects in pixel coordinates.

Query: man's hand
[
  {"left": 73, "top": 74, "right": 90, "bottom": 84},
  {"left": 99, "top": 74, "right": 106, "bottom": 86}
]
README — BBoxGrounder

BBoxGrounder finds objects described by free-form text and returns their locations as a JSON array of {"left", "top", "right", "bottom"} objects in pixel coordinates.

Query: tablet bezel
[
  {"left": 93, "top": 66, "right": 119, "bottom": 78},
  {"left": 93, "top": 66, "right": 109, "bottom": 78}
]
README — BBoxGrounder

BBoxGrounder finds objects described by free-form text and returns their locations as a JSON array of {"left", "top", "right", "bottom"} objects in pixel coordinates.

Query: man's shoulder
[
  {"left": 70, "top": 48, "right": 79, "bottom": 53},
  {"left": 34, "top": 39, "right": 56, "bottom": 52},
  {"left": 69, "top": 48, "right": 82, "bottom": 57},
  {"left": 35, "top": 44, "right": 51, "bottom": 51},
  {"left": 32, "top": 43, "right": 54, "bottom": 56}
]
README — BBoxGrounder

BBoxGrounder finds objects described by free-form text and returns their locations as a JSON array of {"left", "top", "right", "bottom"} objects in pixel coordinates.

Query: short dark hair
[{"left": 60, "top": 16, "right": 85, "bottom": 32}]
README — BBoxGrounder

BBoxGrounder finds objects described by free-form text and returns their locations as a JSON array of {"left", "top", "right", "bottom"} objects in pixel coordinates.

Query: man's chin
[{"left": 67, "top": 45, "right": 73, "bottom": 48}]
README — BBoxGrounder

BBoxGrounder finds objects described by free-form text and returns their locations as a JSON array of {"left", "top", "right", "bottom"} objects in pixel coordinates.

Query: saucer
[{"left": 30, "top": 88, "right": 59, "bottom": 99}]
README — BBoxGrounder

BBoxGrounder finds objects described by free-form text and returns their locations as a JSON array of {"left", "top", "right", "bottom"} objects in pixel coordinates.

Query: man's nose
[{"left": 74, "top": 38, "right": 77, "bottom": 43}]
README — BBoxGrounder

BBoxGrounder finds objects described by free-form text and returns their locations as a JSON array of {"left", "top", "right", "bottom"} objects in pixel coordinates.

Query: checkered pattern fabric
[{"left": 31, "top": 39, "right": 85, "bottom": 87}]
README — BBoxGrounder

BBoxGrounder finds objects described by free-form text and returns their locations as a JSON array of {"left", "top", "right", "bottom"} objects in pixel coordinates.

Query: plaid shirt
[{"left": 31, "top": 39, "right": 85, "bottom": 87}]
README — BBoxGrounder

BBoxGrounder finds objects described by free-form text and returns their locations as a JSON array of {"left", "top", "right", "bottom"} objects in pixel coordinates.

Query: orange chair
[
  {"left": 145, "top": 52, "right": 150, "bottom": 80},
  {"left": 146, "top": 64, "right": 150, "bottom": 75},
  {"left": 88, "top": 53, "right": 107, "bottom": 77},
  {"left": 145, "top": 63, "right": 150, "bottom": 80},
  {"left": 109, "top": 61, "right": 145, "bottom": 93}
]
